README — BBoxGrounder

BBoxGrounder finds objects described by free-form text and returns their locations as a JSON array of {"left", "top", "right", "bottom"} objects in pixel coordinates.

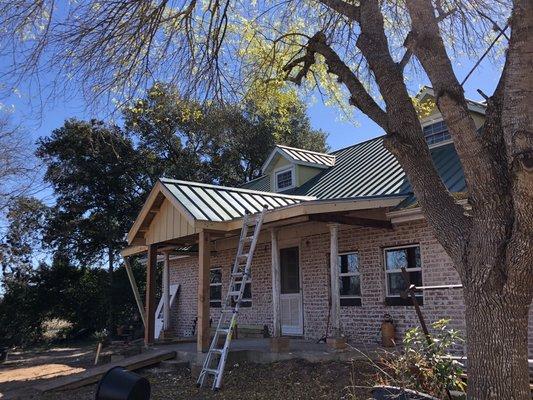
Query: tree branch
[
  {"left": 405, "top": 0, "right": 505, "bottom": 213},
  {"left": 284, "top": 32, "right": 389, "bottom": 130},
  {"left": 354, "top": 0, "right": 471, "bottom": 265},
  {"left": 318, "top": 0, "right": 360, "bottom": 21}
]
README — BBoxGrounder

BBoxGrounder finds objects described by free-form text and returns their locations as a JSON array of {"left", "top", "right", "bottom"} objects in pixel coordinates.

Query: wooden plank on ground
[{"left": 34, "top": 349, "right": 176, "bottom": 393}]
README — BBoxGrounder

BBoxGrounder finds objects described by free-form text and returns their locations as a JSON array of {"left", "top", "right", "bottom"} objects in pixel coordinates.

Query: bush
[{"left": 376, "top": 319, "right": 466, "bottom": 398}]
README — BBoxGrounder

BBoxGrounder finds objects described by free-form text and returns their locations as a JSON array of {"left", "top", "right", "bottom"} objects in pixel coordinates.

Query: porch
[
  {"left": 153, "top": 337, "right": 382, "bottom": 367},
  {"left": 121, "top": 178, "right": 406, "bottom": 353}
]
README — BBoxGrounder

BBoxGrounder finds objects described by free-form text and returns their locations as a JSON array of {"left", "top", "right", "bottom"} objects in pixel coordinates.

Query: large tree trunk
[{"left": 464, "top": 285, "right": 531, "bottom": 399}]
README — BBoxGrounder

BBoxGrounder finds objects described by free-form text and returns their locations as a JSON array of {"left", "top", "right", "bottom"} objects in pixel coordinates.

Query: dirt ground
[
  {"left": 38, "top": 359, "right": 376, "bottom": 400},
  {"left": 0, "top": 342, "right": 97, "bottom": 400},
  {"left": 1, "top": 344, "right": 378, "bottom": 399}
]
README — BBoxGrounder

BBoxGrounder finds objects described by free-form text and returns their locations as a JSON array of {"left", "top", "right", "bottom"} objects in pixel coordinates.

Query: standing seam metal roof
[
  {"left": 288, "top": 137, "right": 465, "bottom": 200},
  {"left": 277, "top": 145, "right": 336, "bottom": 167},
  {"left": 160, "top": 178, "right": 314, "bottom": 222}
]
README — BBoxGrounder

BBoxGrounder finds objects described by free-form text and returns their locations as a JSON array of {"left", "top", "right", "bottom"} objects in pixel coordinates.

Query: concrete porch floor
[{"left": 153, "top": 337, "right": 384, "bottom": 368}]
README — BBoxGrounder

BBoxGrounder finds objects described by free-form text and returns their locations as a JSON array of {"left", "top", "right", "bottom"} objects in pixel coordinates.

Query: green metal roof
[
  {"left": 241, "top": 175, "right": 270, "bottom": 192},
  {"left": 242, "top": 136, "right": 466, "bottom": 203},
  {"left": 294, "top": 137, "right": 465, "bottom": 199},
  {"left": 160, "top": 178, "right": 314, "bottom": 222}
]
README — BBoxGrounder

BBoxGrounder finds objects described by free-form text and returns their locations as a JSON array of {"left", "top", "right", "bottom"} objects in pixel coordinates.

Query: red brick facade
[{"left": 167, "top": 219, "right": 533, "bottom": 358}]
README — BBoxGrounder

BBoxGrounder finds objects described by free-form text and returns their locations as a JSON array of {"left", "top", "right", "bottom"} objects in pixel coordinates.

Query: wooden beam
[
  {"left": 309, "top": 213, "right": 393, "bottom": 229},
  {"left": 271, "top": 228, "right": 281, "bottom": 337},
  {"left": 329, "top": 223, "right": 341, "bottom": 337},
  {"left": 145, "top": 244, "right": 157, "bottom": 345},
  {"left": 123, "top": 256, "right": 146, "bottom": 328},
  {"left": 35, "top": 350, "right": 176, "bottom": 392},
  {"left": 197, "top": 230, "right": 211, "bottom": 352}
]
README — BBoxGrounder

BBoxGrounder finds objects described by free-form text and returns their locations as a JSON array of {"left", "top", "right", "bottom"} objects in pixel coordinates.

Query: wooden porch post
[
  {"left": 197, "top": 230, "right": 211, "bottom": 352},
  {"left": 145, "top": 244, "right": 157, "bottom": 345},
  {"left": 328, "top": 223, "right": 341, "bottom": 337},
  {"left": 163, "top": 251, "right": 170, "bottom": 331},
  {"left": 271, "top": 228, "right": 281, "bottom": 337}
]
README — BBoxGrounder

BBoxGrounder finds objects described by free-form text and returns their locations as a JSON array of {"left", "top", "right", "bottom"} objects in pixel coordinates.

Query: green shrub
[{"left": 376, "top": 319, "right": 466, "bottom": 397}]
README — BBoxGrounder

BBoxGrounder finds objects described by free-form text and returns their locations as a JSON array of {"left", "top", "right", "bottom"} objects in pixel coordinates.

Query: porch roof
[
  {"left": 160, "top": 178, "right": 314, "bottom": 222},
  {"left": 124, "top": 176, "right": 407, "bottom": 255}
]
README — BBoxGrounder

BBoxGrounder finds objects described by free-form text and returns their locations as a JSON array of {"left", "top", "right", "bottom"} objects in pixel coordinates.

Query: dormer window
[
  {"left": 423, "top": 120, "right": 451, "bottom": 146},
  {"left": 275, "top": 167, "right": 295, "bottom": 191}
]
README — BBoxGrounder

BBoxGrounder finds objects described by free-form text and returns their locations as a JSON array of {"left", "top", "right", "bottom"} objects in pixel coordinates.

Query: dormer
[
  {"left": 416, "top": 86, "right": 486, "bottom": 148},
  {"left": 261, "top": 145, "right": 335, "bottom": 193}
]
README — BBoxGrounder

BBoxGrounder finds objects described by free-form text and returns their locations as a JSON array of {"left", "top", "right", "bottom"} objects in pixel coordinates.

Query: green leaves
[{"left": 377, "top": 318, "right": 466, "bottom": 397}]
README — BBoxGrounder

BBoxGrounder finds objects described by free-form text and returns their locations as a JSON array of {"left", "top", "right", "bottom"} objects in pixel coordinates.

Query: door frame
[{"left": 279, "top": 242, "right": 304, "bottom": 336}]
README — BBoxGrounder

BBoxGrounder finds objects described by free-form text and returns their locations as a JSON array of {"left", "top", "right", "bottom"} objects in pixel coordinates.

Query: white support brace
[{"left": 162, "top": 251, "right": 171, "bottom": 331}]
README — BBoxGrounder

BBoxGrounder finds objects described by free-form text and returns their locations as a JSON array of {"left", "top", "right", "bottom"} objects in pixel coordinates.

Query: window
[
  {"left": 280, "top": 247, "right": 300, "bottom": 294},
  {"left": 275, "top": 167, "right": 294, "bottom": 191},
  {"left": 232, "top": 274, "right": 252, "bottom": 308},
  {"left": 210, "top": 268, "right": 222, "bottom": 308},
  {"left": 423, "top": 120, "right": 451, "bottom": 146},
  {"left": 384, "top": 245, "right": 423, "bottom": 305},
  {"left": 339, "top": 252, "right": 361, "bottom": 306}
]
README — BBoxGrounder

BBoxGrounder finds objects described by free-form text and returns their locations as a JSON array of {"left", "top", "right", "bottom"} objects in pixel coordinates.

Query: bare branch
[
  {"left": 318, "top": 0, "right": 360, "bottom": 21},
  {"left": 284, "top": 32, "right": 389, "bottom": 130},
  {"left": 405, "top": 0, "right": 506, "bottom": 211}
]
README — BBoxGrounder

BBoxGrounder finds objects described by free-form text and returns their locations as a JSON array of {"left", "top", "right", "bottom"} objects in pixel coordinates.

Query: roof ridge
[
  {"left": 159, "top": 178, "right": 316, "bottom": 200},
  {"left": 276, "top": 144, "right": 336, "bottom": 158},
  {"left": 330, "top": 134, "right": 386, "bottom": 154}
]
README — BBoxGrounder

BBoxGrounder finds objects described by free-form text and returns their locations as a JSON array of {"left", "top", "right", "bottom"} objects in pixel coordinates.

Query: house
[{"left": 121, "top": 88, "right": 533, "bottom": 358}]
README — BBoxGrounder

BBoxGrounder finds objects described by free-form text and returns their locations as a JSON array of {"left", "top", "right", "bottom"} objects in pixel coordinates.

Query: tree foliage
[
  {"left": 123, "top": 83, "right": 328, "bottom": 185},
  {"left": 36, "top": 120, "right": 147, "bottom": 272},
  {"left": 0, "top": 196, "right": 49, "bottom": 280}
]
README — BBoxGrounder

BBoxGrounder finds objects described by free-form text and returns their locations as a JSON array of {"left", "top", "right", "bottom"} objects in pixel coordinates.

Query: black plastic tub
[
  {"left": 95, "top": 366, "right": 150, "bottom": 400},
  {"left": 371, "top": 386, "right": 440, "bottom": 400}
]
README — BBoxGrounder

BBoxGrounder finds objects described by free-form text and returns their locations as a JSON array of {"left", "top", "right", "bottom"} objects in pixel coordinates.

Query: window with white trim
[
  {"left": 275, "top": 167, "right": 294, "bottom": 191},
  {"left": 338, "top": 252, "right": 361, "bottom": 306},
  {"left": 423, "top": 120, "right": 451, "bottom": 146},
  {"left": 384, "top": 245, "right": 422, "bottom": 300},
  {"left": 209, "top": 268, "right": 222, "bottom": 308}
]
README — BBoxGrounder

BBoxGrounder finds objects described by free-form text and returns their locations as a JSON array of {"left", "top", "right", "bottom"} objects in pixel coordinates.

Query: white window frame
[
  {"left": 274, "top": 165, "right": 296, "bottom": 192},
  {"left": 383, "top": 244, "right": 422, "bottom": 297},
  {"left": 209, "top": 267, "right": 222, "bottom": 307},
  {"left": 338, "top": 251, "right": 361, "bottom": 299},
  {"left": 421, "top": 118, "right": 453, "bottom": 149}
]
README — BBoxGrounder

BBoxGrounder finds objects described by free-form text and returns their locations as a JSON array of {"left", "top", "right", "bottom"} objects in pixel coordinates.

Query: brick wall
[{"left": 168, "top": 219, "right": 533, "bottom": 358}]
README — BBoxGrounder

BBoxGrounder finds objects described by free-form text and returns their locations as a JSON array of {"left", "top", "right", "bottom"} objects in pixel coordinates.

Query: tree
[
  {"left": 124, "top": 83, "right": 328, "bottom": 185},
  {"left": 0, "top": 116, "right": 39, "bottom": 213},
  {"left": 36, "top": 119, "right": 146, "bottom": 274},
  {"left": 0, "top": 196, "right": 49, "bottom": 281},
  {"left": 0, "top": 1, "right": 531, "bottom": 398}
]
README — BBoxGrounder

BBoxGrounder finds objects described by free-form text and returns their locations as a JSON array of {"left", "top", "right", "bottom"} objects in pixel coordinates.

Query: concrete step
[{"left": 159, "top": 359, "right": 190, "bottom": 371}]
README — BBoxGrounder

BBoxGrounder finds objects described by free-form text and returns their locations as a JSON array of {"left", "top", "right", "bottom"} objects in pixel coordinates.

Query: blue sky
[{"left": 4, "top": 55, "right": 501, "bottom": 153}]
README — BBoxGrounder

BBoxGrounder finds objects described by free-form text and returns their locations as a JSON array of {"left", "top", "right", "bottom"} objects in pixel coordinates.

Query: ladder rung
[
  {"left": 221, "top": 308, "right": 235, "bottom": 313},
  {"left": 243, "top": 236, "right": 253, "bottom": 242},
  {"left": 237, "top": 253, "right": 249, "bottom": 258},
  {"left": 228, "top": 291, "right": 241, "bottom": 296},
  {"left": 211, "top": 348, "right": 224, "bottom": 354},
  {"left": 217, "top": 328, "right": 231, "bottom": 334},
  {"left": 205, "top": 368, "right": 219, "bottom": 375}
]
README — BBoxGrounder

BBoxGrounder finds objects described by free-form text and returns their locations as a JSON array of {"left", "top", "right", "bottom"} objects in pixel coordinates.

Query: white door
[{"left": 280, "top": 247, "right": 303, "bottom": 335}]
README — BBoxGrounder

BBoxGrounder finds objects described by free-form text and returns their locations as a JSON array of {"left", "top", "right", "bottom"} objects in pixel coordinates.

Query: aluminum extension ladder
[{"left": 196, "top": 207, "right": 267, "bottom": 390}]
